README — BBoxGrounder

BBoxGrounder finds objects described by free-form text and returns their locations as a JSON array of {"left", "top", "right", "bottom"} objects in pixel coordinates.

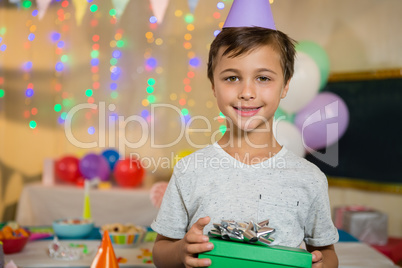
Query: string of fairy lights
[
  {"left": 181, "top": 11, "right": 196, "bottom": 124},
  {"left": 1, "top": 0, "right": 232, "bottom": 139},
  {"left": 0, "top": 9, "right": 7, "bottom": 107},
  {"left": 214, "top": 1, "right": 228, "bottom": 135},
  {"left": 24, "top": 5, "right": 37, "bottom": 131},
  {"left": 0, "top": 7, "right": 7, "bottom": 126},
  {"left": 107, "top": 8, "right": 122, "bottom": 124},
  {"left": 142, "top": 12, "right": 159, "bottom": 123},
  {"left": 86, "top": 2, "right": 100, "bottom": 135},
  {"left": 0, "top": 26, "right": 4, "bottom": 100},
  {"left": 52, "top": 0, "right": 71, "bottom": 126}
]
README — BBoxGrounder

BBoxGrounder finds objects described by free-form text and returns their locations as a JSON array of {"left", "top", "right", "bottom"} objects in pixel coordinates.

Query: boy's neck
[{"left": 217, "top": 127, "right": 283, "bottom": 164}]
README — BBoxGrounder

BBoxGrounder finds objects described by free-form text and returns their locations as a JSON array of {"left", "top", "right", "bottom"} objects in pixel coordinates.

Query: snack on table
[
  {"left": 101, "top": 223, "right": 146, "bottom": 247},
  {"left": 52, "top": 218, "right": 94, "bottom": 239},
  {"left": 0, "top": 222, "right": 30, "bottom": 254},
  {"left": 0, "top": 224, "right": 29, "bottom": 240},
  {"left": 57, "top": 218, "right": 93, "bottom": 225},
  {"left": 101, "top": 223, "right": 144, "bottom": 234}
]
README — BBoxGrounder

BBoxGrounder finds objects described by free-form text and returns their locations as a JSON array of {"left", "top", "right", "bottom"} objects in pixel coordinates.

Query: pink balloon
[
  {"left": 294, "top": 92, "right": 349, "bottom": 150},
  {"left": 149, "top": 181, "right": 168, "bottom": 208}
]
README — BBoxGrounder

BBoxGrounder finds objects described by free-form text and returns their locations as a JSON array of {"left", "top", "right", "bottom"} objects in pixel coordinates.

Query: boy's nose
[{"left": 238, "top": 83, "right": 256, "bottom": 100}]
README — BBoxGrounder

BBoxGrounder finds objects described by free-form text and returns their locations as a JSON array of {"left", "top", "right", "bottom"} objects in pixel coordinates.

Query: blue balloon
[{"left": 101, "top": 149, "right": 120, "bottom": 171}]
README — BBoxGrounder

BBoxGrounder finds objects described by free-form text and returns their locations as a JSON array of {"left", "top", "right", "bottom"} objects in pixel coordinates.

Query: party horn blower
[
  {"left": 91, "top": 230, "right": 119, "bottom": 268},
  {"left": 83, "top": 180, "right": 91, "bottom": 220}
]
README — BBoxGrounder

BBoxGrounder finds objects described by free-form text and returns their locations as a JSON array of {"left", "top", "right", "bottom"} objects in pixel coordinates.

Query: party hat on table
[
  {"left": 91, "top": 230, "right": 119, "bottom": 268},
  {"left": 82, "top": 180, "right": 91, "bottom": 220},
  {"left": 223, "top": 0, "right": 276, "bottom": 30}
]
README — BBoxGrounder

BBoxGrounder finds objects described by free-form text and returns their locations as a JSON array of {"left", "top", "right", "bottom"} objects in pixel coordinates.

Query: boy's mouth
[{"left": 233, "top": 106, "right": 262, "bottom": 117}]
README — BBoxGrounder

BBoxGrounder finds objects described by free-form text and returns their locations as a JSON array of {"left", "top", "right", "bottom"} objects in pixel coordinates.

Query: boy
[{"left": 151, "top": 1, "right": 339, "bottom": 267}]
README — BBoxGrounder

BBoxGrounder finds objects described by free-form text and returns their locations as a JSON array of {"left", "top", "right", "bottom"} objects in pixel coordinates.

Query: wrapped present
[
  {"left": 199, "top": 237, "right": 312, "bottom": 268},
  {"left": 333, "top": 205, "right": 370, "bottom": 229},
  {"left": 199, "top": 220, "right": 312, "bottom": 268},
  {"left": 333, "top": 206, "right": 388, "bottom": 245}
]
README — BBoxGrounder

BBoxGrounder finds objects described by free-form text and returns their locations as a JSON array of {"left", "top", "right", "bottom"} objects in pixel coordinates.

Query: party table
[
  {"left": 4, "top": 240, "right": 397, "bottom": 268},
  {"left": 4, "top": 240, "right": 155, "bottom": 267},
  {"left": 16, "top": 183, "right": 159, "bottom": 226},
  {"left": 13, "top": 184, "right": 397, "bottom": 267}
]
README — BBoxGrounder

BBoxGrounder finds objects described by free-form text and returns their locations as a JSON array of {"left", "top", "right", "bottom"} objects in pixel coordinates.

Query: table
[
  {"left": 16, "top": 183, "right": 159, "bottom": 227},
  {"left": 13, "top": 184, "right": 398, "bottom": 267},
  {"left": 4, "top": 240, "right": 156, "bottom": 267},
  {"left": 334, "top": 242, "right": 397, "bottom": 267},
  {"left": 4, "top": 240, "right": 397, "bottom": 268}
]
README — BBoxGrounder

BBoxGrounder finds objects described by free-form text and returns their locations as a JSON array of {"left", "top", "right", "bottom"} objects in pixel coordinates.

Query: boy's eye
[
  {"left": 257, "top": 76, "right": 270, "bottom": 82},
  {"left": 225, "top": 76, "right": 239, "bottom": 82}
]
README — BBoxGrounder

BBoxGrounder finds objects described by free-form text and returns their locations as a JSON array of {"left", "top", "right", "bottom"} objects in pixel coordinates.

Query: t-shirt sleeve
[
  {"left": 304, "top": 171, "right": 339, "bottom": 247},
  {"left": 150, "top": 172, "right": 189, "bottom": 239}
]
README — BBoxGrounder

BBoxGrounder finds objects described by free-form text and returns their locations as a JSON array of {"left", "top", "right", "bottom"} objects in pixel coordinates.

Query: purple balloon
[
  {"left": 294, "top": 92, "right": 349, "bottom": 150},
  {"left": 79, "top": 153, "right": 111, "bottom": 181}
]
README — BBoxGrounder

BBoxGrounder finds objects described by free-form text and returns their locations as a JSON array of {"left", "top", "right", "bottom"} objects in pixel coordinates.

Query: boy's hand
[
  {"left": 179, "top": 216, "right": 214, "bottom": 267},
  {"left": 307, "top": 244, "right": 337, "bottom": 268},
  {"left": 311, "top": 250, "right": 324, "bottom": 268}
]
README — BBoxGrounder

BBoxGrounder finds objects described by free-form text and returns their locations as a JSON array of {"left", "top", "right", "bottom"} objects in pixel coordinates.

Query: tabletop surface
[
  {"left": 4, "top": 240, "right": 156, "bottom": 268},
  {"left": 4, "top": 240, "right": 398, "bottom": 268},
  {"left": 3, "top": 228, "right": 397, "bottom": 268}
]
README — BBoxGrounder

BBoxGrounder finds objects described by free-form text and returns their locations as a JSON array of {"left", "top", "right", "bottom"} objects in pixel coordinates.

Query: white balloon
[
  {"left": 279, "top": 52, "right": 320, "bottom": 114},
  {"left": 273, "top": 120, "right": 306, "bottom": 157}
]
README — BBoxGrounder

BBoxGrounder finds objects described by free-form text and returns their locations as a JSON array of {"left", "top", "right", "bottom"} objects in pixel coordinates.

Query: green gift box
[{"left": 199, "top": 237, "right": 312, "bottom": 268}]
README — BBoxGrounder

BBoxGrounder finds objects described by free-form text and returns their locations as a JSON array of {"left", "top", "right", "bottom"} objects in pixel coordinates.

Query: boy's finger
[
  {"left": 186, "top": 242, "right": 214, "bottom": 254},
  {"left": 184, "top": 256, "right": 211, "bottom": 267},
  {"left": 191, "top": 216, "right": 211, "bottom": 233},
  {"left": 185, "top": 233, "right": 209, "bottom": 243},
  {"left": 311, "top": 250, "right": 323, "bottom": 263}
]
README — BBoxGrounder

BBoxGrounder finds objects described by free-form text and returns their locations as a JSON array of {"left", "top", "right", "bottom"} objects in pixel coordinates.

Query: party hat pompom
[
  {"left": 91, "top": 230, "right": 119, "bottom": 268},
  {"left": 223, "top": 0, "right": 276, "bottom": 30}
]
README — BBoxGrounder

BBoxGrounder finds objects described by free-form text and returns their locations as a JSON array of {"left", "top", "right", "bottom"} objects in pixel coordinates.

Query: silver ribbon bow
[{"left": 209, "top": 219, "right": 275, "bottom": 246}]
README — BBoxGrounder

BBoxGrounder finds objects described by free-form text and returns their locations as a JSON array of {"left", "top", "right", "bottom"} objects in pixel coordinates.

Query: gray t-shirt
[{"left": 151, "top": 143, "right": 339, "bottom": 247}]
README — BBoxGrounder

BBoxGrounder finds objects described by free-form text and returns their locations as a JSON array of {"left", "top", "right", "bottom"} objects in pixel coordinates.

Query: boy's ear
[
  {"left": 211, "top": 83, "right": 217, "bottom": 97},
  {"left": 281, "top": 79, "right": 291, "bottom": 99}
]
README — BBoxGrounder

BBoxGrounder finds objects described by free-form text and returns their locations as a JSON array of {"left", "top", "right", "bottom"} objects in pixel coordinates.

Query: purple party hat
[{"left": 223, "top": 0, "right": 276, "bottom": 30}]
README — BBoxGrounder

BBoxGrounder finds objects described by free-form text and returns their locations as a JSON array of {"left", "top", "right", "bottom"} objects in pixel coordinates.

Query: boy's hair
[{"left": 207, "top": 27, "right": 296, "bottom": 85}]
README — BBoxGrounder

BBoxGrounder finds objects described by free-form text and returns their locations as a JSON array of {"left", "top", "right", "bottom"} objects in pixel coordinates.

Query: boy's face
[{"left": 212, "top": 45, "right": 290, "bottom": 132}]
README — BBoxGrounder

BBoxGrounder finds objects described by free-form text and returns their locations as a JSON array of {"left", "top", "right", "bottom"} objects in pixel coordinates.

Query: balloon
[
  {"left": 79, "top": 153, "right": 111, "bottom": 181},
  {"left": 294, "top": 92, "right": 349, "bottom": 151},
  {"left": 114, "top": 158, "right": 145, "bottom": 188},
  {"left": 150, "top": 181, "right": 169, "bottom": 208},
  {"left": 76, "top": 177, "right": 85, "bottom": 188},
  {"left": 54, "top": 156, "right": 81, "bottom": 184},
  {"left": 274, "top": 107, "right": 295, "bottom": 123},
  {"left": 296, "top": 41, "right": 330, "bottom": 90},
  {"left": 101, "top": 149, "right": 120, "bottom": 171},
  {"left": 279, "top": 52, "right": 320, "bottom": 114},
  {"left": 173, "top": 149, "right": 194, "bottom": 168},
  {"left": 273, "top": 121, "right": 305, "bottom": 157}
]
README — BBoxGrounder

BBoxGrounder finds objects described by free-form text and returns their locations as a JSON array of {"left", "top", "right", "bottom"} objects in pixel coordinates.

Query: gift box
[
  {"left": 333, "top": 206, "right": 388, "bottom": 245},
  {"left": 199, "top": 237, "right": 312, "bottom": 268},
  {"left": 333, "top": 205, "right": 370, "bottom": 229}
]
